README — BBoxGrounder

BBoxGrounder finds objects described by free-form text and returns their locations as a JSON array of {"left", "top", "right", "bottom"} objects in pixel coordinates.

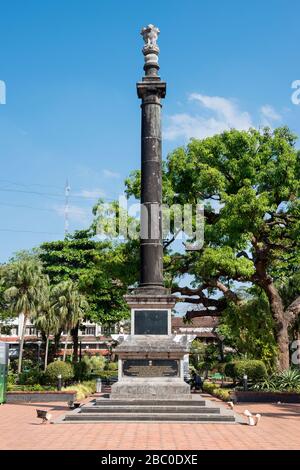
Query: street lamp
[
  {"left": 57, "top": 374, "right": 62, "bottom": 391},
  {"left": 37, "top": 340, "right": 42, "bottom": 369},
  {"left": 243, "top": 374, "right": 248, "bottom": 391}
]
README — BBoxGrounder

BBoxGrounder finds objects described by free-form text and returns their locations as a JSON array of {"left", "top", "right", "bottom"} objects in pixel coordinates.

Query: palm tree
[
  {"left": 34, "top": 281, "right": 61, "bottom": 371},
  {"left": 3, "top": 259, "right": 47, "bottom": 374},
  {"left": 51, "top": 280, "right": 88, "bottom": 362}
]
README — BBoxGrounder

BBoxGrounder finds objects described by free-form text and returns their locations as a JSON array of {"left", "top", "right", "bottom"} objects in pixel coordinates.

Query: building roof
[
  {"left": 193, "top": 332, "right": 217, "bottom": 338},
  {"left": 172, "top": 316, "right": 219, "bottom": 329},
  {"left": 0, "top": 335, "right": 112, "bottom": 344},
  {"left": 57, "top": 349, "right": 110, "bottom": 356}
]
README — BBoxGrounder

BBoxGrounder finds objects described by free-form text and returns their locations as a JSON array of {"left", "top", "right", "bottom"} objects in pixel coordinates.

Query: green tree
[
  {"left": 51, "top": 280, "right": 88, "bottom": 362},
  {"left": 126, "top": 127, "right": 300, "bottom": 370},
  {"left": 39, "top": 229, "right": 138, "bottom": 359},
  {"left": 0, "top": 266, "right": 9, "bottom": 321},
  {"left": 2, "top": 259, "right": 48, "bottom": 374},
  {"left": 34, "top": 282, "right": 62, "bottom": 371},
  {"left": 217, "top": 288, "right": 277, "bottom": 368}
]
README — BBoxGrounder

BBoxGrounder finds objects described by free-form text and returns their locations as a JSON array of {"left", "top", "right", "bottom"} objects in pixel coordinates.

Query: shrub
[
  {"left": 202, "top": 381, "right": 230, "bottom": 401},
  {"left": 275, "top": 369, "right": 300, "bottom": 391},
  {"left": 203, "top": 381, "right": 219, "bottom": 394},
  {"left": 88, "top": 355, "right": 106, "bottom": 373},
  {"left": 63, "top": 380, "right": 96, "bottom": 400},
  {"left": 105, "top": 361, "right": 118, "bottom": 371},
  {"left": 95, "top": 370, "right": 118, "bottom": 383},
  {"left": 225, "top": 360, "right": 267, "bottom": 383},
  {"left": 73, "top": 356, "right": 106, "bottom": 380},
  {"left": 235, "top": 360, "right": 267, "bottom": 382},
  {"left": 224, "top": 362, "right": 238, "bottom": 380},
  {"left": 196, "top": 361, "right": 206, "bottom": 373},
  {"left": 73, "top": 361, "right": 91, "bottom": 381},
  {"left": 83, "top": 380, "right": 96, "bottom": 394},
  {"left": 21, "top": 359, "right": 35, "bottom": 372},
  {"left": 17, "top": 384, "right": 44, "bottom": 391},
  {"left": 45, "top": 361, "right": 74, "bottom": 385},
  {"left": 73, "top": 384, "right": 90, "bottom": 400},
  {"left": 217, "top": 363, "right": 226, "bottom": 374},
  {"left": 253, "top": 369, "right": 300, "bottom": 392},
  {"left": 252, "top": 377, "right": 277, "bottom": 391},
  {"left": 213, "top": 388, "right": 231, "bottom": 401},
  {"left": 18, "top": 368, "right": 43, "bottom": 385},
  {"left": 8, "top": 359, "right": 18, "bottom": 373},
  {"left": 7, "top": 384, "right": 54, "bottom": 392},
  {"left": 7, "top": 372, "right": 17, "bottom": 385}
]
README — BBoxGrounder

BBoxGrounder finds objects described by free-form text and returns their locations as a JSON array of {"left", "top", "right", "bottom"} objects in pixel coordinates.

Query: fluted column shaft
[{"left": 137, "top": 82, "right": 166, "bottom": 287}]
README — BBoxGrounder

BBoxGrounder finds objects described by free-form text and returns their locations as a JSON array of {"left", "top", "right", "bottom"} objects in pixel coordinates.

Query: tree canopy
[
  {"left": 126, "top": 127, "right": 300, "bottom": 369},
  {"left": 39, "top": 229, "right": 138, "bottom": 325}
]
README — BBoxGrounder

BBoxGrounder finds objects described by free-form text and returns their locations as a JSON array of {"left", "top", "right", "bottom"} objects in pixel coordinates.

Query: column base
[
  {"left": 111, "top": 378, "right": 190, "bottom": 399},
  {"left": 112, "top": 334, "right": 190, "bottom": 400}
]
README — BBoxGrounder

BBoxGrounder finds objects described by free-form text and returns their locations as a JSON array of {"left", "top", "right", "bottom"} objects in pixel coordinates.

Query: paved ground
[{"left": 0, "top": 394, "right": 299, "bottom": 450}]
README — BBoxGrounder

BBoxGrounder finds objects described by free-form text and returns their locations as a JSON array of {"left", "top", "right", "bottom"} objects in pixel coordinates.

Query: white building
[{"left": 0, "top": 314, "right": 126, "bottom": 358}]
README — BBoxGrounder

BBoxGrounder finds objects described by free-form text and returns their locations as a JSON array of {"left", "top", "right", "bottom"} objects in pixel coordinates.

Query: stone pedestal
[{"left": 111, "top": 290, "right": 190, "bottom": 399}]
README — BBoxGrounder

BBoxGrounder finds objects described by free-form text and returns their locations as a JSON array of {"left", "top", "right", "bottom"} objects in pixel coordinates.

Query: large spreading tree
[{"left": 126, "top": 127, "right": 300, "bottom": 370}]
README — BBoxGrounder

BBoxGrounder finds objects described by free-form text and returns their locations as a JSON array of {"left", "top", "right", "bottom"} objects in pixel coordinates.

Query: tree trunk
[
  {"left": 18, "top": 313, "right": 27, "bottom": 375},
  {"left": 44, "top": 336, "right": 49, "bottom": 371},
  {"left": 63, "top": 331, "right": 70, "bottom": 362},
  {"left": 263, "top": 281, "right": 290, "bottom": 370},
  {"left": 71, "top": 323, "right": 79, "bottom": 363},
  {"left": 253, "top": 243, "right": 291, "bottom": 371},
  {"left": 53, "top": 330, "right": 62, "bottom": 358}
]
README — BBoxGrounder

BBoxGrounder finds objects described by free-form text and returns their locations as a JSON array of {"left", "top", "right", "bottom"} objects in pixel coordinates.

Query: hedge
[
  {"left": 7, "top": 384, "right": 54, "bottom": 392},
  {"left": 96, "top": 370, "right": 118, "bottom": 380},
  {"left": 225, "top": 360, "right": 267, "bottom": 382}
]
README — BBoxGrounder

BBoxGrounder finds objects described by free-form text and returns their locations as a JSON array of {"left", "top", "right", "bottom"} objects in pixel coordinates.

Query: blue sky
[{"left": 0, "top": 0, "right": 300, "bottom": 262}]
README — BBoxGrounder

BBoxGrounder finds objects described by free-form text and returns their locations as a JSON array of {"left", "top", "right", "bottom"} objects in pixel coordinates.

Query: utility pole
[{"left": 64, "top": 179, "right": 70, "bottom": 237}]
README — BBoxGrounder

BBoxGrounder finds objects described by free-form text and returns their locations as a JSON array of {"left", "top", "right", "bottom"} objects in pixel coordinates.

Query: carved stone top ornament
[
  {"left": 140, "top": 24, "right": 160, "bottom": 46},
  {"left": 140, "top": 24, "right": 161, "bottom": 77}
]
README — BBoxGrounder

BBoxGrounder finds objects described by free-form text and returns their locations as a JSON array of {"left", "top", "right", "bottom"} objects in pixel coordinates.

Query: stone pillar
[
  {"left": 111, "top": 25, "right": 190, "bottom": 400},
  {"left": 137, "top": 25, "right": 166, "bottom": 290}
]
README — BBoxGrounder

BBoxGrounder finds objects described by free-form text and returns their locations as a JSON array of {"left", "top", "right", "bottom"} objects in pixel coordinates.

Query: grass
[
  {"left": 7, "top": 379, "right": 97, "bottom": 400},
  {"left": 62, "top": 380, "right": 96, "bottom": 400}
]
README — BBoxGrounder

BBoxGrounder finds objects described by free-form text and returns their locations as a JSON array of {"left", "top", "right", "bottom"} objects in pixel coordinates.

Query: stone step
[
  {"left": 64, "top": 412, "right": 235, "bottom": 423},
  {"left": 94, "top": 399, "right": 205, "bottom": 406},
  {"left": 81, "top": 405, "right": 220, "bottom": 414}
]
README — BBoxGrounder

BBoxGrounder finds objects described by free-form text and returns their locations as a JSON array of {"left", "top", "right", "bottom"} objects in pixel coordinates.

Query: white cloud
[
  {"left": 76, "top": 188, "right": 105, "bottom": 199},
  {"left": 75, "top": 165, "right": 120, "bottom": 181},
  {"left": 103, "top": 169, "right": 121, "bottom": 179},
  {"left": 164, "top": 93, "right": 253, "bottom": 141},
  {"left": 260, "top": 105, "right": 281, "bottom": 127}
]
